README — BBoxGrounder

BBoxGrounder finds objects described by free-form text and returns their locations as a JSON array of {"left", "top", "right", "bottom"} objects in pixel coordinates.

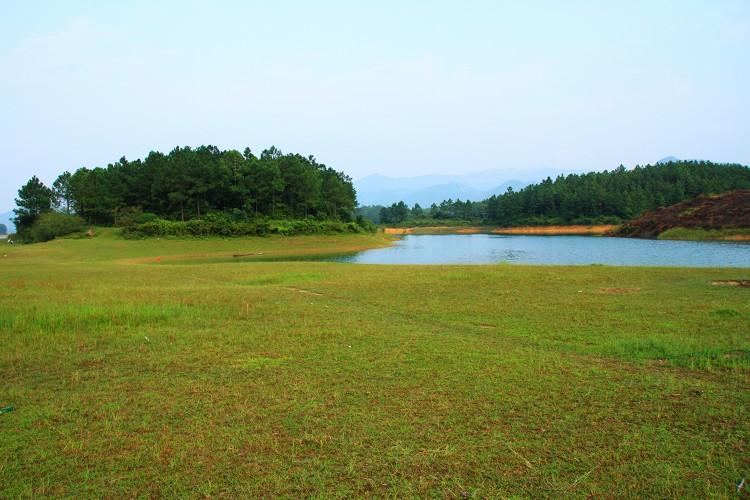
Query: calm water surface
[{"left": 328, "top": 234, "right": 750, "bottom": 267}]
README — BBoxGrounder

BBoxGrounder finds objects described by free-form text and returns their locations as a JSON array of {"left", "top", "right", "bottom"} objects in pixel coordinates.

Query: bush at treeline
[
  {"left": 363, "top": 161, "right": 750, "bottom": 226},
  {"left": 121, "top": 215, "right": 374, "bottom": 239},
  {"left": 28, "top": 212, "right": 86, "bottom": 242}
]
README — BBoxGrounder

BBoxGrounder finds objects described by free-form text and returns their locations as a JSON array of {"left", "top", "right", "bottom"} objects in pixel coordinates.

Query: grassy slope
[
  {"left": 1, "top": 233, "right": 749, "bottom": 497},
  {"left": 616, "top": 189, "right": 750, "bottom": 241},
  {"left": 659, "top": 227, "right": 750, "bottom": 241}
]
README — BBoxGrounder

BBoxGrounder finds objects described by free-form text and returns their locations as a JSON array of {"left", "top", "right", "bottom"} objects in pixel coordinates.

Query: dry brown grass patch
[
  {"left": 711, "top": 280, "right": 750, "bottom": 287},
  {"left": 598, "top": 287, "right": 642, "bottom": 294},
  {"left": 492, "top": 225, "right": 617, "bottom": 235}
]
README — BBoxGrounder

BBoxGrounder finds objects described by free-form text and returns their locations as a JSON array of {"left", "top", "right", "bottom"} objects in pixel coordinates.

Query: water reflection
[{"left": 328, "top": 234, "right": 750, "bottom": 267}]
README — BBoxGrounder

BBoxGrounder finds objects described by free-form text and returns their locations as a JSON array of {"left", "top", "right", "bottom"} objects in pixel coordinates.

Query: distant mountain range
[
  {"left": 656, "top": 156, "right": 680, "bottom": 164},
  {"left": 0, "top": 211, "right": 15, "bottom": 234},
  {"left": 355, "top": 168, "right": 565, "bottom": 207},
  {"left": 656, "top": 156, "right": 707, "bottom": 165}
]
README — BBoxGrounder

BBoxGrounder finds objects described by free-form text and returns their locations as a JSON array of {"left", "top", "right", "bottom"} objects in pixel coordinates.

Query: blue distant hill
[
  {"left": 657, "top": 156, "right": 680, "bottom": 164},
  {"left": 0, "top": 211, "right": 15, "bottom": 234},
  {"left": 656, "top": 156, "right": 710, "bottom": 165},
  {"left": 355, "top": 168, "right": 563, "bottom": 207}
]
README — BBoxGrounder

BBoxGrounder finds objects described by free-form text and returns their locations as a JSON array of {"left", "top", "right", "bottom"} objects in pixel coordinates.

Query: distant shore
[{"left": 384, "top": 225, "right": 617, "bottom": 235}]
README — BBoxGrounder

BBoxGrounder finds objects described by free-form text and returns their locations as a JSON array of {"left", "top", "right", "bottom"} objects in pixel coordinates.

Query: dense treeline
[
  {"left": 362, "top": 161, "right": 750, "bottom": 226},
  {"left": 16, "top": 158, "right": 750, "bottom": 240},
  {"left": 63, "top": 145, "right": 356, "bottom": 223},
  {"left": 362, "top": 199, "right": 483, "bottom": 224},
  {"left": 485, "top": 161, "right": 750, "bottom": 225},
  {"left": 13, "top": 145, "right": 361, "bottom": 241}
]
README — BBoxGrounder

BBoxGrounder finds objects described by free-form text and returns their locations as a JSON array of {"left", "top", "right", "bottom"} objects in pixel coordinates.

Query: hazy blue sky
[{"left": 1, "top": 1, "right": 748, "bottom": 211}]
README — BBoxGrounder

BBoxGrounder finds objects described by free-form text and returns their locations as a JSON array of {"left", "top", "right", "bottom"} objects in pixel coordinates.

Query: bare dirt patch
[
  {"left": 455, "top": 227, "right": 483, "bottom": 234},
  {"left": 711, "top": 280, "right": 750, "bottom": 287},
  {"left": 598, "top": 287, "right": 642, "bottom": 294},
  {"left": 615, "top": 189, "right": 750, "bottom": 238},
  {"left": 287, "top": 287, "right": 324, "bottom": 296},
  {"left": 233, "top": 252, "right": 265, "bottom": 257}
]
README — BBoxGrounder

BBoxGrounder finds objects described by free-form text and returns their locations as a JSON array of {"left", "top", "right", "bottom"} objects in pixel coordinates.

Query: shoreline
[
  {"left": 383, "top": 225, "right": 750, "bottom": 241},
  {"left": 384, "top": 224, "right": 617, "bottom": 236}
]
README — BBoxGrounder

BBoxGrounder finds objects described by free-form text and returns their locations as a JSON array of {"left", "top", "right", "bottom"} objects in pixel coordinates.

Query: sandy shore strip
[{"left": 385, "top": 225, "right": 617, "bottom": 235}]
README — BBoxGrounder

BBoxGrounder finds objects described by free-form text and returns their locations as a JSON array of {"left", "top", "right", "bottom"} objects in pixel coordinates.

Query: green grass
[
  {"left": 659, "top": 226, "right": 750, "bottom": 241},
  {"left": 1, "top": 233, "right": 749, "bottom": 497}
]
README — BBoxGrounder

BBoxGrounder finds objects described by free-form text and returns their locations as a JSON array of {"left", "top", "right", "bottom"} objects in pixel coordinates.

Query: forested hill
[
  {"left": 485, "top": 161, "right": 750, "bottom": 226},
  {"left": 40, "top": 145, "right": 357, "bottom": 225},
  {"left": 373, "top": 160, "right": 750, "bottom": 225}
]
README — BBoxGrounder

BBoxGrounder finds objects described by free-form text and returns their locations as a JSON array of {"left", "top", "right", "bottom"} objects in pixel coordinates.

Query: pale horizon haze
[{"left": 1, "top": 1, "right": 749, "bottom": 212}]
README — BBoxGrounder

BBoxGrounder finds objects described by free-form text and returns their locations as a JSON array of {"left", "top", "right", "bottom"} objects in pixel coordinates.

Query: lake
[{"left": 328, "top": 234, "right": 750, "bottom": 267}]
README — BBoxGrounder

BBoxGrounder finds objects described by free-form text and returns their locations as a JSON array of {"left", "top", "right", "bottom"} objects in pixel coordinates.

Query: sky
[{"left": 1, "top": 0, "right": 749, "bottom": 211}]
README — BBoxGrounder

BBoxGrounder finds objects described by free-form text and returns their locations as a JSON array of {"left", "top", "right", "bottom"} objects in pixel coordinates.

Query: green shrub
[
  {"left": 185, "top": 219, "right": 211, "bottom": 236},
  {"left": 29, "top": 212, "right": 86, "bottom": 242},
  {"left": 355, "top": 215, "right": 376, "bottom": 232},
  {"left": 135, "top": 212, "right": 158, "bottom": 224},
  {"left": 123, "top": 219, "right": 187, "bottom": 238},
  {"left": 121, "top": 215, "right": 375, "bottom": 239},
  {"left": 113, "top": 206, "right": 144, "bottom": 227}
]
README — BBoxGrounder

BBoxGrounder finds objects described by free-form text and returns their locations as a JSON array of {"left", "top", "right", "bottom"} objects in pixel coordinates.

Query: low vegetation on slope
[
  {"left": 1, "top": 235, "right": 748, "bottom": 497},
  {"left": 614, "top": 189, "right": 750, "bottom": 240}
]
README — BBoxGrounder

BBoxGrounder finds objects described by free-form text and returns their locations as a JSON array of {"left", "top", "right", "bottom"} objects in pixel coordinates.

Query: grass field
[
  {"left": 658, "top": 227, "right": 750, "bottom": 241},
  {"left": 1, "top": 231, "right": 749, "bottom": 497}
]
